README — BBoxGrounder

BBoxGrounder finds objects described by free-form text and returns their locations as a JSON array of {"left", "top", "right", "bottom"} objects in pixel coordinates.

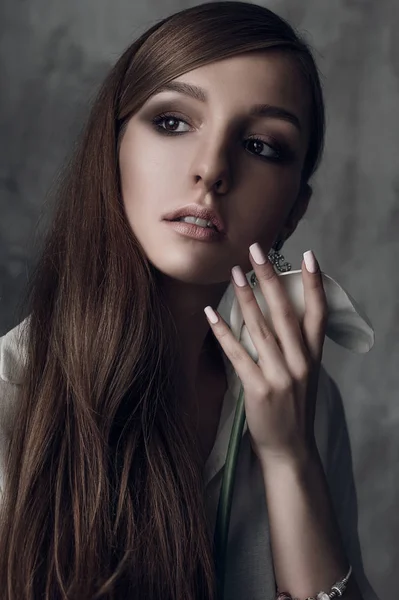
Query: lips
[
  {"left": 165, "top": 219, "right": 224, "bottom": 242},
  {"left": 173, "top": 216, "right": 217, "bottom": 230},
  {"left": 163, "top": 203, "right": 226, "bottom": 234}
]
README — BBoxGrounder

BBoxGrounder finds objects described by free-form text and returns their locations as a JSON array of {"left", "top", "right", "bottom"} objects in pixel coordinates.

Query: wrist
[{"left": 258, "top": 442, "right": 320, "bottom": 478}]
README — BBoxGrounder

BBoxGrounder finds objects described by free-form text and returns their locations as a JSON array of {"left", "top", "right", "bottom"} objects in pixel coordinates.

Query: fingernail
[
  {"left": 231, "top": 265, "right": 247, "bottom": 287},
  {"left": 303, "top": 250, "right": 318, "bottom": 273},
  {"left": 204, "top": 306, "right": 218, "bottom": 324},
  {"left": 249, "top": 242, "right": 266, "bottom": 265}
]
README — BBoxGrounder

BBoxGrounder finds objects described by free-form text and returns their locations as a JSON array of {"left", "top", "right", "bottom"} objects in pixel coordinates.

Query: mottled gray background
[{"left": 0, "top": 0, "right": 397, "bottom": 597}]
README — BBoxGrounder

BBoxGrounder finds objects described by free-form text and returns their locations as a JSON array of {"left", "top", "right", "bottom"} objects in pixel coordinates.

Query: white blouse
[{"left": 0, "top": 275, "right": 380, "bottom": 600}]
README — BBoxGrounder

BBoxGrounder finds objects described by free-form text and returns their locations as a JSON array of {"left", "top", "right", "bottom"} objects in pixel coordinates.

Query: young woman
[{"left": 0, "top": 2, "right": 379, "bottom": 599}]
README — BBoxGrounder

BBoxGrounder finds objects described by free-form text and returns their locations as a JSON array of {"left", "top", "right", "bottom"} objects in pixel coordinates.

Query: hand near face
[{"left": 204, "top": 243, "right": 327, "bottom": 467}]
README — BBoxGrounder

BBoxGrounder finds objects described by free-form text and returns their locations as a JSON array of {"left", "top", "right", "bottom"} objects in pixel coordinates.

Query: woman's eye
[
  {"left": 244, "top": 137, "right": 282, "bottom": 161},
  {"left": 151, "top": 113, "right": 286, "bottom": 162},
  {"left": 152, "top": 113, "right": 191, "bottom": 134}
]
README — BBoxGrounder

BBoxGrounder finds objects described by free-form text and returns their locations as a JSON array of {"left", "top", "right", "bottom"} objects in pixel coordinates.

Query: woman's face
[{"left": 119, "top": 50, "right": 311, "bottom": 285}]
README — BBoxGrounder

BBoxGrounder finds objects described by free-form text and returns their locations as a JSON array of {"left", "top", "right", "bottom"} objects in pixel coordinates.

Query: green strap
[{"left": 213, "top": 383, "right": 246, "bottom": 599}]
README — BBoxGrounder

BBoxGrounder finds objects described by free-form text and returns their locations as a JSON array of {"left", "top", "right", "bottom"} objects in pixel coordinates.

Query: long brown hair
[{"left": 0, "top": 2, "right": 325, "bottom": 598}]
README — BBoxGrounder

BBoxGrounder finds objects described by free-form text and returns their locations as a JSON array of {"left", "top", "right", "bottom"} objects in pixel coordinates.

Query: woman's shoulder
[
  {"left": 0, "top": 317, "right": 29, "bottom": 437},
  {"left": 0, "top": 317, "right": 30, "bottom": 385},
  {"left": 0, "top": 318, "right": 30, "bottom": 494}
]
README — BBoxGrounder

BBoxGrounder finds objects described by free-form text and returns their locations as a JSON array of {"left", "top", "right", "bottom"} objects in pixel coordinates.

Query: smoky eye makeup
[
  {"left": 141, "top": 98, "right": 302, "bottom": 161},
  {"left": 141, "top": 97, "right": 200, "bottom": 122}
]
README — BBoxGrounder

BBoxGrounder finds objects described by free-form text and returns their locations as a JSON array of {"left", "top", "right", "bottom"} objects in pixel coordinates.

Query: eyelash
[{"left": 151, "top": 112, "right": 288, "bottom": 163}]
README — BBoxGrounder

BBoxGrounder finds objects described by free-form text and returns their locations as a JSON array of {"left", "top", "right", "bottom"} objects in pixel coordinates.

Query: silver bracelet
[{"left": 276, "top": 564, "right": 353, "bottom": 600}]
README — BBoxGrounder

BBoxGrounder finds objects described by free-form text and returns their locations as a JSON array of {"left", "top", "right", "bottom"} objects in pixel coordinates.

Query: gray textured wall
[{"left": 0, "top": 0, "right": 397, "bottom": 596}]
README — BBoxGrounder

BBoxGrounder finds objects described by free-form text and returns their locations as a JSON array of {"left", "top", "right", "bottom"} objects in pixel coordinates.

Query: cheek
[
  {"left": 227, "top": 169, "right": 301, "bottom": 271},
  {"left": 119, "top": 136, "right": 188, "bottom": 218},
  {"left": 236, "top": 167, "right": 301, "bottom": 231}
]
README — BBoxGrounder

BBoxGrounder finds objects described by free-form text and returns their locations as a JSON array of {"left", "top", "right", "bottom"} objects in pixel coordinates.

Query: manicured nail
[
  {"left": 231, "top": 265, "right": 247, "bottom": 287},
  {"left": 303, "top": 250, "right": 318, "bottom": 273},
  {"left": 249, "top": 242, "right": 266, "bottom": 265},
  {"left": 204, "top": 306, "right": 219, "bottom": 324}
]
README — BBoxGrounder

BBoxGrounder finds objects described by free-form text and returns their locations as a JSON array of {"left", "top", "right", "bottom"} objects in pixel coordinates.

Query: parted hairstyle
[{"left": 0, "top": 2, "right": 325, "bottom": 598}]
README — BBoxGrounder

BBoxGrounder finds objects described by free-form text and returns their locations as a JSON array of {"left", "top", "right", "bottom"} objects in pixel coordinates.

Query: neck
[{"left": 157, "top": 272, "right": 229, "bottom": 396}]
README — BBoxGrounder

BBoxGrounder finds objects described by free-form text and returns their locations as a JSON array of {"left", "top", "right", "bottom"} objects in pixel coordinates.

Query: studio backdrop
[{"left": 0, "top": 1, "right": 397, "bottom": 598}]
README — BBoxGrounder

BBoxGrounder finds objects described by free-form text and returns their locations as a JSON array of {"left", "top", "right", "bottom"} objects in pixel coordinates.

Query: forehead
[{"left": 171, "top": 50, "right": 310, "bottom": 136}]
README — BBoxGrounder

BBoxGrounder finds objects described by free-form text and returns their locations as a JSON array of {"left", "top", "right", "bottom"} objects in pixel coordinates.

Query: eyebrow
[{"left": 151, "top": 81, "right": 302, "bottom": 132}]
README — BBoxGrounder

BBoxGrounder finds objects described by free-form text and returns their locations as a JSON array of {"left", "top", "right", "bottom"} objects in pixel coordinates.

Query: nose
[{"left": 190, "top": 139, "right": 232, "bottom": 195}]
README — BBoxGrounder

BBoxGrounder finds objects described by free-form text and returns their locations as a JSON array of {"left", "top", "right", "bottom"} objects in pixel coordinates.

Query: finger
[
  {"left": 301, "top": 250, "right": 328, "bottom": 363},
  {"left": 203, "top": 305, "right": 265, "bottom": 391},
  {"left": 247, "top": 243, "right": 309, "bottom": 380},
  {"left": 230, "top": 264, "right": 293, "bottom": 385}
]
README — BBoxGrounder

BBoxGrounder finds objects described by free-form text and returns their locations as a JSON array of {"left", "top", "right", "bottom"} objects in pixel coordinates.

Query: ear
[{"left": 282, "top": 183, "right": 313, "bottom": 241}]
